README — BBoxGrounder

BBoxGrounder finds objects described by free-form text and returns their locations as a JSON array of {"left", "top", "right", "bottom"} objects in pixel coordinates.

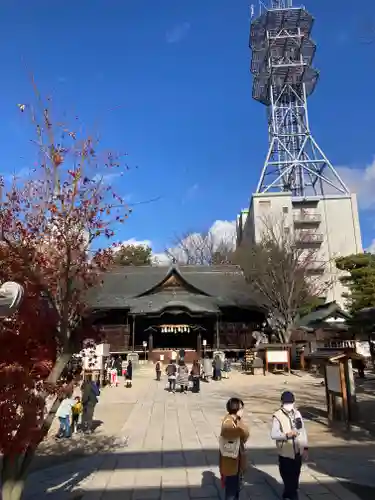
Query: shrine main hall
[{"left": 89, "top": 264, "right": 266, "bottom": 362}]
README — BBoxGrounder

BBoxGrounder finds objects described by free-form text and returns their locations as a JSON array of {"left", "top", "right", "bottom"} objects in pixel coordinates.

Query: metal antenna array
[{"left": 250, "top": 1, "right": 349, "bottom": 196}]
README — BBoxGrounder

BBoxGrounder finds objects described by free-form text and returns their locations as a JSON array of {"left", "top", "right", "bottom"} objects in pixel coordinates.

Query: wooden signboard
[{"left": 265, "top": 348, "right": 290, "bottom": 373}]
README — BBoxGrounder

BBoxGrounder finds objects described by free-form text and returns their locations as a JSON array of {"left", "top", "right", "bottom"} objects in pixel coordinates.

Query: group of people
[
  {"left": 211, "top": 355, "right": 231, "bottom": 380},
  {"left": 106, "top": 358, "right": 133, "bottom": 388},
  {"left": 155, "top": 355, "right": 231, "bottom": 393},
  {"left": 219, "top": 391, "right": 308, "bottom": 500},
  {"left": 156, "top": 359, "right": 198, "bottom": 393},
  {"left": 55, "top": 374, "right": 100, "bottom": 438}
]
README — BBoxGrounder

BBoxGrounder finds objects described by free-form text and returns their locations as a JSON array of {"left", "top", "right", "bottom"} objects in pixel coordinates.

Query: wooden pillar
[
  {"left": 340, "top": 360, "right": 349, "bottom": 424},
  {"left": 132, "top": 315, "right": 136, "bottom": 352},
  {"left": 197, "top": 333, "right": 202, "bottom": 357},
  {"left": 216, "top": 314, "right": 220, "bottom": 350}
]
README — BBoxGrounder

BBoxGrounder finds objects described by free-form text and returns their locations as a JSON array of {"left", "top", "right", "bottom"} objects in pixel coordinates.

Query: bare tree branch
[
  {"left": 165, "top": 230, "right": 235, "bottom": 265},
  {"left": 235, "top": 215, "right": 331, "bottom": 342}
]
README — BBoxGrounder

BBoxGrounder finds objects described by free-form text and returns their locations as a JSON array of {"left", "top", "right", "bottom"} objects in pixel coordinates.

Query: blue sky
[{"left": 1, "top": 0, "right": 375, "bottom": 253}]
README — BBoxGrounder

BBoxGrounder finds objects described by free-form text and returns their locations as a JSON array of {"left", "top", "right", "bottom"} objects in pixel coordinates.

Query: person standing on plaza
[
  {"left": 166, "top": 359, "right": 177, "bottom": 392},
  {"left": 219, "top": 397, "right": 249, "bottom": 500},
  {"left": 203, "top": 355, "right": 211, "bottom": 382},
  {"left": 81, "top": 375, "right": 99, "bottom": 433},
  {"left": 177, "top": 360, "right": 189, "bottom": 393},
  {"left": 110, "top": 366, "right": 118, "bottom": 387},
  {"left": 55, "top": 395, "right": 74, "bottom": 439},
  {"left": 191, "top": 359, "right": 201, "bottom": 393},
  {"left": 214, "top": 355, "right": 222, "bottom": 381},
  {"left": 222, "top": 358, "right": 230, "bottom": 379},
  {"left": 155, "top": 360, "right": 162, "bottom": 381},
  {"left": 122, "top": 357, "right": 127, "bottom": 379},
  {"left": 125, "top": 360, "right": 133, "bottom": 388},
  {"left": 271, "top": 391, "right": 308, "bottom": 500},
  {"left": 71, "top": 396, "right": 83, "bottom": 433}
]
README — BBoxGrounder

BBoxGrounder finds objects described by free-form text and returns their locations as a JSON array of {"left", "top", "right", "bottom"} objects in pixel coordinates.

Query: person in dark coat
[
  {"left": 155, "top": 361, "right": 162, "bottom": 381},
  {"left": 81, "top": 376, "right": 99, "bottom": 433},
  {"left": 126, "top": 360, "right": 133, "bottom": 388},
  {"left": 214, "top": 356, "right": 222, "bottom": 381},
  {"left": 191, "top": 360, "right": 201, "bottom": 393}
]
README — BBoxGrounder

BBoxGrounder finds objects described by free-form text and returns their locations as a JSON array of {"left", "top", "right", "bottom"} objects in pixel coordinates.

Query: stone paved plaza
[{"left": 24, "top": 366, "right": 375, "bottom": 500}]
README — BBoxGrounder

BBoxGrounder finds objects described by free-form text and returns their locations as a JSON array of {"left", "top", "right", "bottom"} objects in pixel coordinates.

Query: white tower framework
[{"left": 251, "top": 0, "right": 349, "bottom": 196}]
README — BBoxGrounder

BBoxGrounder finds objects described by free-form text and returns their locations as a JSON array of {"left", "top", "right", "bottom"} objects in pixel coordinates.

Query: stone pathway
[{"left": 24, "top": 367, "right": 370, "bottom": 500}]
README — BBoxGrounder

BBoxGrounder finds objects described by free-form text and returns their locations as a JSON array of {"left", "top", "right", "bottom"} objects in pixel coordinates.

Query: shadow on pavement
[
  {"left": 28, "top": 433, "right": 118, "bottom": 474},
  {"left": 24, "top": 445, "right": 375, "bottom": 500},
  {"left": 29, "top": 465, "right": 356, "bottom": 500},
  {"left": 299, "top": 405, "right": 373, "bottom": 442}
]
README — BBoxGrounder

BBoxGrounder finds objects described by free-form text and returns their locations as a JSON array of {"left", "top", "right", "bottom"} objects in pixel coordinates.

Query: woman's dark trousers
[
  {"left": 224, "top": 474, "right": 240, "bottom": 500},
  {"left": 192, "top": 377, "right": 200, "bottom": 392}
]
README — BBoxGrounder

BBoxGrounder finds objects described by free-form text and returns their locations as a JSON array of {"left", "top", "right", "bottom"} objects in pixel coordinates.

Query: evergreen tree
[
  {"left": 336, "top": 253, "right": 375, "bottom": 314},
  {"left": 114, "top": 244, "right": 152, "bottom": 266}
]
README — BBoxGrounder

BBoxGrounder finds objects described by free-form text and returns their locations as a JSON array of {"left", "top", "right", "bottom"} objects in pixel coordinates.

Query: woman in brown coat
[{"left": 219, "top": 398, "right": 249, "bottom": 500}]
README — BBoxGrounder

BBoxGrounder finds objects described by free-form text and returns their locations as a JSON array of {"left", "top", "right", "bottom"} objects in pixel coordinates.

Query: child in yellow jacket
[{"left": 71, "top": 396, "right": 83, "bottom": 433}]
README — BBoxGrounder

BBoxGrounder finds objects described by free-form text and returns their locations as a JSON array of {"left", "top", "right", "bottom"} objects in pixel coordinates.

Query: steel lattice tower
[{"left": 250, "top": 0, "right": 349, "bottom": 196}]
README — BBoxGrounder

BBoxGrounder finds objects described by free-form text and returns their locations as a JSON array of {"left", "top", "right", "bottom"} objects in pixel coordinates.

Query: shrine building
[{"left": 88, "top": 264, "right": 266, "bottom": 363}]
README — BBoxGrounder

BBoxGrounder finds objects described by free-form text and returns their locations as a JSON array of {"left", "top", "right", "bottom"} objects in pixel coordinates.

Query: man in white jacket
[{"left": 271, "top": 391, "right": 308, "bottom": 500}]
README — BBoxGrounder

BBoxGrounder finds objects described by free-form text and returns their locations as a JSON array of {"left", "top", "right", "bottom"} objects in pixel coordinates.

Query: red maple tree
[{"left": 0, "top": 96, "right": 129, "bottom": 500}]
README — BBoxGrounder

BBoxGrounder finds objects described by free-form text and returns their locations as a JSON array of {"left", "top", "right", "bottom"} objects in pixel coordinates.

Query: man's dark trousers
[{"left": 279, "top": 454, "right": 302, "bottom": 500}]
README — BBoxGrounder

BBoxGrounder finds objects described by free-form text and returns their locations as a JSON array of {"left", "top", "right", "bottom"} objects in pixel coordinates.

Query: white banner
[{"left": 267, "top": 350, "right": 288, "bottom": 363}]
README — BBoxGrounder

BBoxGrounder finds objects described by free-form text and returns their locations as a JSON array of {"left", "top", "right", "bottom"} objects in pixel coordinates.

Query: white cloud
[
  {"left": 368, "top": 240, "right": 375, "bottom": 253},
  {"left": 208, "top": 220, "right": 237, "bottom": 245},
  {"left": 152, "top": 252, "right": 173, "bottom": 266},
  {"left": 166, "top": 22, "right": 190, "bottom": 44},
  {"left": 118, "top": 238, "right": 152, "bottom": 248},
  {"left": 337, "top": 159, "right": 375, "bottom": 210}
]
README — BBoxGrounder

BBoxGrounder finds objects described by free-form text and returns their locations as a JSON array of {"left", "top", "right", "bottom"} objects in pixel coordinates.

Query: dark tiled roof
[
  {"left": 305, "top": 350, "right": 365, "bottom": 362},
  {"left": 88, "top": 264, "right": 262, "bottom": 312},
  {"left": 126, "top": 292, "right": 219, "bottom": 315},
  {"left": 295, "top": 301, "right": 351, "bottom": 330}
]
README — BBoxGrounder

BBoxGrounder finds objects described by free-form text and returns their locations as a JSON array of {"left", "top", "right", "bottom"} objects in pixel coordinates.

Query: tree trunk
[
  {"left": 1, "top": 350, "right": 74, "bottom": 500},
  {"left": 2, "top": 478, "right": 25, "bottom": 500},
  {"left": 280, "top": 319, "right": 295, "bottom": 344},
  {"left": 1, "top": 456, "right": 26, "bottom": 500}
]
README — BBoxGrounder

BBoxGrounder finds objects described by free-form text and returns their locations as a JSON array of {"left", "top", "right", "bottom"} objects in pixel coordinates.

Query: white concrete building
[{"left": 236, "top": 193, "right": 363, "bottom": 308}]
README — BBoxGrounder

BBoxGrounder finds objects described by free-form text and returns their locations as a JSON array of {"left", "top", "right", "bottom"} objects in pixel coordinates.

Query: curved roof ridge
[{"left": 136, "top": 265, "right": 211, "bottom": 298}]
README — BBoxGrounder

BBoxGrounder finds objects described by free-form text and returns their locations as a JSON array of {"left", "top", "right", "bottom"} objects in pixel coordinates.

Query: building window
[
  {"left": 259, "top": 200, "right": 271, "bottom": 209},
  {"left": 282, "top": 206, "right": 289, "bottom": 213}
]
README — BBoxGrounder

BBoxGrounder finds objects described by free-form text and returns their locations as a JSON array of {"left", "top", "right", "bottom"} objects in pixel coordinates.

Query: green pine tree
[{"left": 336, "top": 253, "right": 375, "bottom": 314}]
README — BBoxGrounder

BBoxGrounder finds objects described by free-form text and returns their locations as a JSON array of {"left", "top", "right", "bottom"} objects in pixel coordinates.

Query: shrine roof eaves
[{"left": 87, "top": 264, "right": 263, "bottom": 312}]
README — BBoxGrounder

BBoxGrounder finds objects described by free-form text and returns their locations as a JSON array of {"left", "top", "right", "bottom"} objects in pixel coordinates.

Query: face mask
[{"left": 282, "top": 403, "right": 295, "bottom": 412}]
